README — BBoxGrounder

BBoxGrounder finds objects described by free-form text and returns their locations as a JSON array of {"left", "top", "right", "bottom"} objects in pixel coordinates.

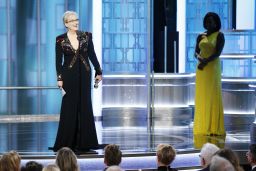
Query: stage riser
[
  {"left": 102, "top": 108, "right": 147, "bottom": 127},
  {"left": 102, "top": 108, "right": 254, "bottom": 130},
  {"left": 102, "top": 74, "right": 195, "bottom": 107},
  {"left": 153, "top": 86, "right": 190, "bottom": 105},
  {"left": 222, "top": 91, "right": 255, "bottom": 113},
  {"left": 152, "top": 76, "right": 195, "bottom": 105},
  {"left": 102, "top": 75, "right": 256, "bottom": 131},
  {"left": 102, "top": 77, "right": 147, "bottom": 106},
  {"left": 102, "top": 107, "right": 193, "bottom": 127},
  {"left": 152, "top": 108, "right": 193, "bottom": 127},
  {"left": 222, "top": 78, "right": 256, "bottom": 114},
  {"left": 224, "top": 114, "right": 254, "bottom": 131}
]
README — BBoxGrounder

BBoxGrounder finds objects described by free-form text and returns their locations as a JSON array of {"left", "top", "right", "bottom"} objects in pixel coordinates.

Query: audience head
[
  {"left": 246, "top": 144, "right": 256, "bottom": 166},
  {"left": 199, "top": 143, "right": 220, "bottom": 168},
  {"left": 42, "top": 164, "right": 60, "bottom": 171},
  {"left": 21, "top": 161, "right": 43, "bottom": 171},
  {"left": 56, "top": 147, "right": 79, "bottom": 171},
  {"left": 156, "top": 144, "right": 176, "bottom": 166},
  {"left": 105, "top": 165, "right": 123, "bottom": 171},
  {"left": 0, "top": 150, "right": 21, "bottom": 171},
  {"left": 210, "top": 155, "right": 235, "bottom": 171},
  {"left": 215, "top": 148, "right": 243, "bottom": 171},
  {"left": 104, "top": 144, "right": 122, "bottom": 166}
]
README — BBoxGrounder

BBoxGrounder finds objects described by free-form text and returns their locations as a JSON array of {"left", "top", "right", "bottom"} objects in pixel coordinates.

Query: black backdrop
[{"left": 153, "top": 0, "right": 179, "bottom": 73}]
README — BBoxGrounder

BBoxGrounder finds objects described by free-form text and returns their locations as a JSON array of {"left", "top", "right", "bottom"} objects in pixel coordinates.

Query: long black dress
[{"left": 53, "top": 31, "right": 102, "bottom": 152}]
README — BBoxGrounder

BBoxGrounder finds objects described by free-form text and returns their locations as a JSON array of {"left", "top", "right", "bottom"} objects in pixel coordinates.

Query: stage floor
[
  {"left": 0, "top": 120, "right": 250, "bottom": 154},
  {"left": 0, "top": 119, "right": 252, "bottom": 170}
]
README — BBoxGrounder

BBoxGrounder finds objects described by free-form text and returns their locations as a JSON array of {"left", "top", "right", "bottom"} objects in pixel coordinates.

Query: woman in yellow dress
[{"left": 193, "top": 12, "right": 225, "bottom": 136}]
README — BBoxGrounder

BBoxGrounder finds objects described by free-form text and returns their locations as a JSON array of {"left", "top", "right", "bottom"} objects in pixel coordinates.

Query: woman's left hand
[{"left": 95, "top": 75, "right": 102, "bottom": 82}]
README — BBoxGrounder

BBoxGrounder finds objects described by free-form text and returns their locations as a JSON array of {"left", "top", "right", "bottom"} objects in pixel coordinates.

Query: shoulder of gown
[
  {"left": 56, "top": 33, "right": 66, "bottom": 43},
  {"left": 77, "top": 31, "right": 93, "bottom": 39}
]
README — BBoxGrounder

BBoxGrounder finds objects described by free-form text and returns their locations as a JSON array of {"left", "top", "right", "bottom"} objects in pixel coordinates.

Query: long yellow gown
[{"left": 193, "top": 31, "right": 225, "bottom": 135}]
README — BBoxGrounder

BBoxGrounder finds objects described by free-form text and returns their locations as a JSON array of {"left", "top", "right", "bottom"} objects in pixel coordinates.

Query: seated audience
[
  {"left": 104, "top": 144, "right": 122, "bottom": 171},
  {"left": 106, "top": 165, "right": 123, "bottom": 171},
  {"left": 246, "top": 144, "right": 256, "bottom": 171},
  {"left": 55, "top": 147, "right": 79, "bottom": 171},
  {"left": 199, "top": 143, "right": 220, "bottom": 171},
  {"left": 42, "top": 164, "right": 60, "bottom": 171},
  {"left": 0, "top": 150, "right": 21, "bottom": 171},
  {"left": 215, "top": 148, "right": 244, "bottom": 171},
  {"left": 156, "top": 144, "right": 177, "bottom": 171},
  {"left": 20, "top": 161, "right": 43, "bottom": 171},
  {"left": 210, "top": 155, "right": 235, "bottom": 171}
]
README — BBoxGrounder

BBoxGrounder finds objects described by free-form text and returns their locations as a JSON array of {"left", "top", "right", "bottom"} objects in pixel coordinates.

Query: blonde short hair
[
  {"left": 156, "top": 144, "right": 176, "bottom": 165},
  {"left": 106, "top": 165, "right": 124, "bottom": 171},
  {"left": 63, "top": 11, "right": 78, "bottom": 24},
  {"left": 43, "top": 164, "right": 60, "bottom": 171}
]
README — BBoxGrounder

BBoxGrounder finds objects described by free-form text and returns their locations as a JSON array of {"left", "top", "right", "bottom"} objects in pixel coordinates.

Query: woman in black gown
[{"left": 52, "top": 11, "right": 102, "bottom": 152}]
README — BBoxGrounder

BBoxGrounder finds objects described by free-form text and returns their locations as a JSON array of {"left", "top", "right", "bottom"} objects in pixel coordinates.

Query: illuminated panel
[{"left": 236, "top": 0, "right": 255, "bottom": 30}]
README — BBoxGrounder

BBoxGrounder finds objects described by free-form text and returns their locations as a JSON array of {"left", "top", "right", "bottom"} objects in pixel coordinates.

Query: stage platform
[{"left": 0, "top": 118, "right": 252, "bottom": 171}]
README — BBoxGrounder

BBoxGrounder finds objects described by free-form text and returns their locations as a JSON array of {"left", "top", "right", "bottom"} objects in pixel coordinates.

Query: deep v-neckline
[{"left": 67, "top": 33, "right": 79, "bottom": 51}]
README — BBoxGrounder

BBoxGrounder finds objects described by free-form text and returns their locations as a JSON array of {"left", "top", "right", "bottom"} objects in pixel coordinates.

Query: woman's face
[
  {"left": 65, "top": 14, "right": 79, "bottom": 31},
  {"left": 246, "top": 150, "right": 253, "bottom": 163},
  {"left": 205, "top": 16, "right": 217, "bottom": 31}
]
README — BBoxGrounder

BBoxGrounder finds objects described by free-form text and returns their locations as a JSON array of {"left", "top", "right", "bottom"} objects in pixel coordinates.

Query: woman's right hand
[
  {"left": 57, "top": 81, "right": 63, "bottom": 88},
  {"left": 195, "top": 53, "right": 203, "bottom": 62}
]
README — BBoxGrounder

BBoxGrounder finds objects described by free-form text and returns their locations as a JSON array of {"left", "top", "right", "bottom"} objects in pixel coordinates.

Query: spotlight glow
[
  {"left": 103, "top": 84, "right": 146, "bottom": 87},
  {"left": 222, "top": 78, "right": 256, "bottom": 82},
  {"left": 220, "top": 54, "right": 255, "bottom": 58},
  {"left": 102, "top": 104, "right": 190, "bottom": 108},
  {"left": 153, "top": 104, "right": 189, "bottom": 108},
  {"left": 153, "top": 73, "right": 195, "bottom": 78},
  {"left": 224, "top": 111, "right": 255, "bottom": 115},
  {"left": 103, "top": 74, "right": 196, "bottom": 79},
  {"left": 102, "top": 105, "right": 147, "bottom": 108},
  {"left": 249, "top": 84, "right": 256, "bottom": 88},
  {"left": 103, "top": 75, "right": 146, "bottom": 78}
]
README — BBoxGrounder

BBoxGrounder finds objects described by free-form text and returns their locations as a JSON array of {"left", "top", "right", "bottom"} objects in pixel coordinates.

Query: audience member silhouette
[
  {"left": 105, "top": 165, "right": 123, "bottom": 171},
  {"left": 21, "top": 161, "right": 43, "bottom": 171},
  {"left": 215, "top": 148, "right": 244, "bottom": 171},
  {"left": 42, "top": 164, "right": 60, "bottom": 171},
  {"left": 0, "top": 150, "right": 21, "bottom": 171},
  {"left": 55, "top": 147, "right": 79, "bottom": 171},
  {"left": 246, "top": 144, "right": 256, "bottom": 171},
  {"left": 199, "top": 143, "right": 220, "bottom": 171},
  {"left": 210, "top": 155, "right": 235, "bottom": 171},
  {"left": 104, "top": 144, "right": 122, "bottom": 171},
  {"left": 156, "top": 144, "right": 177, "bottom": 171}
]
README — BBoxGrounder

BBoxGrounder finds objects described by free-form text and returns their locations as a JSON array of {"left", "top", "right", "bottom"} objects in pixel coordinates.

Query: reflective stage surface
[
  {"left": 0, "top": 120, "right": 251, "bottom": 153},
  {"left": 0, "top": 118, "right": 253, "bottom": 171}
]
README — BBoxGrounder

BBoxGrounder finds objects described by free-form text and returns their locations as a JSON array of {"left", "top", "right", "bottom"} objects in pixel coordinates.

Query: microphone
[{"left": 94, "top": 79, "right": 99, "bottom": 89}]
